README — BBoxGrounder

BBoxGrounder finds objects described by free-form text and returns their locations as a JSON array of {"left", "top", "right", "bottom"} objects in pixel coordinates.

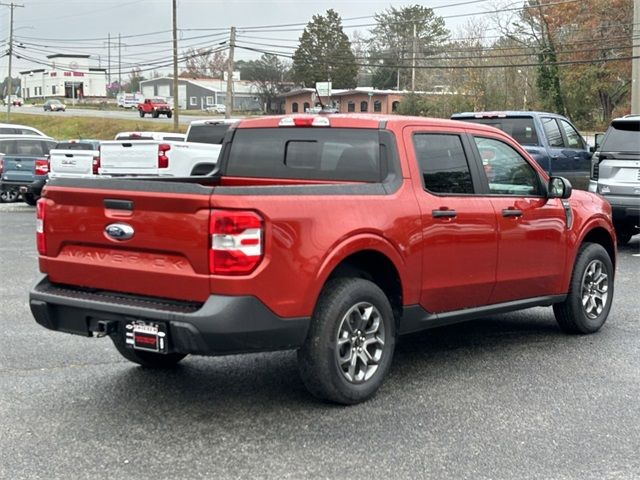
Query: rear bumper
[
  {"left": 603, "top": 194, "right": 640, "bottom": 224},
  {"left": 29, "top": 275, "right": 310, "bottom": 356}
]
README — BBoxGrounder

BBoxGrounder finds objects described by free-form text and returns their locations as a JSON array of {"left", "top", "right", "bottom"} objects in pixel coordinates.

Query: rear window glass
[
  {"left": 0, "top": 139, "right": 46, "bottom": 155},
  {"left": 602, "top": 121, "right": 640, "bottom": 152},
  {"left": 187, "top": 124, "right": 231, "bottom": 144},
  {"left": 226, "top": 128, "right": 383, "bottom": 182},
  {"left": 454, "top": 117, "right": 539, "bottom": 146},
  {"left": 55, "top": 142, "right": 97, "bottom": 150}
]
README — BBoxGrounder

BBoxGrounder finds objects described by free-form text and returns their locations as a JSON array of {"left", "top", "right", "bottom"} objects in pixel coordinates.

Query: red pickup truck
[
  {"left": 138, "top": 97, "right": 172, "bottom": 118},
  {"left": 29, "top": 114, "right": 616, "bottom": 404}
]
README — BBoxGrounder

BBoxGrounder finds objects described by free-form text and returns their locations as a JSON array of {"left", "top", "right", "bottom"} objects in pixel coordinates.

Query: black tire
[
  {"left": 166, "top": 111, "right": 172, "bottom": 118},
  {"left": 111, "top": 330, "right": 186, "bottom": 368},
  {"left": 22, "top": 193, "right": 38, "bottom": 206},
  {"left": 139, "top": 110, "right": 145, "bottom": 117},
  {"left": 616, "top": 231, "right": 633, "bottom": 246},
  {"left": 0, "top": 189, "right": 19, "bottom": 203},
  {"left": 553, "top": 242, "right": 614, "bottom": 334},
  {"left": 152, "top": 111, "right": 159, "bottom": 118},
  {"left": 297, "top": 277, "right": 396, "bottom": 405}
]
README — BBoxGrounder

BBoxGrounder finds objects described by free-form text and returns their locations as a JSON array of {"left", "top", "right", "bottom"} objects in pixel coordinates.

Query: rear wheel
[
  {"left": 297, "top": 277, "right": 396, "bottom": 405},
  {"left": 0, "top": 189, "right": 19, "bottom": 203},
  {"left": 553, "top": 242, "right": 614, "bottom": 334},
  {"left": 111, "top": 330, "right": 186, "bottom": 368},
  {"left": 22, "top": 193, "right": 38, "bottom": 206}
]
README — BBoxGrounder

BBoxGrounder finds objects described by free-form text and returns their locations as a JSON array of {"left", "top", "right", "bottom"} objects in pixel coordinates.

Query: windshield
[{"left": 602, "top": 120, "right": 640, "bottom": 152}]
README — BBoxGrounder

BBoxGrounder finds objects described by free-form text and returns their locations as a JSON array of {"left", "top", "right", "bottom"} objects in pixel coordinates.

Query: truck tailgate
[
  {"left": 40, "top": 179, "right": 213, "bottom": 302},
  {"left": 99, "top": 140, "right": 159, "bottom": 175},
  {"left": 2, "top": 156, "right": 36, "bottom": 182},
  {"left": 49, "top": 149, "right": 97, "bottom": 178}
]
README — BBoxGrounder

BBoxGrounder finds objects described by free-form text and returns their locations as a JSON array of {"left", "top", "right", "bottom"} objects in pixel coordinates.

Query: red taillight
[
  {"left": 92, "top": 155, "right": 100, "bottom": 175},
  {"left": 35, "top": 158, "right": 49, "bottom": 176},
  {"left": 158, "top": 143, "right": 170, "bottom": 169},
  {"left": 209, "top": 210, "right": 263, "bottom": 275},
  {"left": 36, "top": 199, "right": 46, "bottom": 255}
]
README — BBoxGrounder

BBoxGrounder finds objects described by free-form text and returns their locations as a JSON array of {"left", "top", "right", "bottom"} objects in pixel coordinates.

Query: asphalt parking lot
[{"left": 1, "top": 201, "right": 639, "bottom": 480}]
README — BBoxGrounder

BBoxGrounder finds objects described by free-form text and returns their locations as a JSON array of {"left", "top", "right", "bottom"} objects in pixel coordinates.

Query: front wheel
[
  {"left": 22, "top": 193, "right": 38, "bottom": 206},
  {"left": 111, "top": 331, "right": 186, "bottom": 368},
  {"left": 297, "top": 277, "right": 396, "bottom": 405},
  {"left": 166, "top": 111, "right": 172, "bottom": 118},
  {"left": 553, "top": 242, "right": 614, "bottom": 334}
]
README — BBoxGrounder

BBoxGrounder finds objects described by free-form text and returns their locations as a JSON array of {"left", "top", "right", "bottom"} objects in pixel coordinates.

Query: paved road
[
  {"left": 1, "top": 202, "right": 639, "bottom": 479},
  {"left": 11, "top": 105, "right": 221, "bottom": 125}
]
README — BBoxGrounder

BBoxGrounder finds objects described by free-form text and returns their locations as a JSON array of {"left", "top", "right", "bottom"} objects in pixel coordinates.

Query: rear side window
[
  {"left": 541, "top": 117, "right": 564, "bottom": 147},
  {"left": 187, "top": 124, "right": 230, "bottom": 144},
  {"left": 413, "top": 134, "right": 474, "bottom": 194},
  {"left": 0, "top": 127, "right": 17, "bottom": 134},
  {"left": 226, "top": 128, "right": 383, "bottom": 182},
  {"left": 453, "top": 117, "right": 539, "bottom": 146},
  {"left": 602, "top": 120, "right": 640, "bottom": 152}
]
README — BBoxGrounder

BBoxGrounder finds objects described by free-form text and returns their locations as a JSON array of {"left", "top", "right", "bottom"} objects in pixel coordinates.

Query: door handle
[
  {"left": 432, "top": 208, "right": 457, "bottom": 218},
  {"left": 502, "top": 208, "right": 523, "bottom": 217}
]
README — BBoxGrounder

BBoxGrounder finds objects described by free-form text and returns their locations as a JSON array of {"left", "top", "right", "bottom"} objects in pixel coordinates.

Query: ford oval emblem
[{"left": 105, "top": 223, "right": 134, "bottom": 241}]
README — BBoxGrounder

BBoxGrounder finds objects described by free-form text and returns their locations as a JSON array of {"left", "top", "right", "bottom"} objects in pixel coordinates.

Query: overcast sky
[{"left": 0, "top": 0, "right": 503, "bottom": 81}]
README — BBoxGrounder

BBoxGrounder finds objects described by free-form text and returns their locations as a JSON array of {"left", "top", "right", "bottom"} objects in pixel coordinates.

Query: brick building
[{"left": 279, "top": 87, "right": 405, "bottom": 114}]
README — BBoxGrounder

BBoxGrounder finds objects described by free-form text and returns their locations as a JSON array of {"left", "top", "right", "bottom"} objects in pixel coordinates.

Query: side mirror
[
  {"left": 548, "top": 176, "right": 572, "bottom": 199},
  {"left": 593, "top": 132, "right": 605, "bottom": 151}
]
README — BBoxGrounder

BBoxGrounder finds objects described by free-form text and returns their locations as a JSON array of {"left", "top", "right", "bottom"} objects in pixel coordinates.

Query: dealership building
[{"left": 20, "top": 54, "right": 107, "bottom": 101}]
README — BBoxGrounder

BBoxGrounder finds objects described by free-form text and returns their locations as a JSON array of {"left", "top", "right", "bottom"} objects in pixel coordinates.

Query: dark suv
[{"left": 589, "top": 116, "right": 640, "bottom": 245}]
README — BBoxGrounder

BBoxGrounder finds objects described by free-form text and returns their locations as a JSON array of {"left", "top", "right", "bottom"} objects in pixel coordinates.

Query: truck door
[
  {"left": 403, "top": 126, "right": 499, "bottom": 313},
  {"left": 540, "top": 116, "right": 591, "bottom": 190},
  {"left": 470, "top": 135, "right": 568, "bottom": 304}
]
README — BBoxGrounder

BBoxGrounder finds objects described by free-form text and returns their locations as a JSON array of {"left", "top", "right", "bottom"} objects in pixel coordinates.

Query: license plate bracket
[{"left": 125, "top": 320, "right": 168, "bottom": 353}]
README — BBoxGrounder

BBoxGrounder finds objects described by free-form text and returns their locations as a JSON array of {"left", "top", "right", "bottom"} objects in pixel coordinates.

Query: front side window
[
  {"left": 413, "top": 134, "right": 474, "bottom": 194},
  {"left": 474, "top": 136, "right": 541, "bottom": 196},
  {"left": 558, "top": 119, "right": 584, "bottom": 149},
  {"left": 542, "top": 117, "right": 564, "bottom": 148}
]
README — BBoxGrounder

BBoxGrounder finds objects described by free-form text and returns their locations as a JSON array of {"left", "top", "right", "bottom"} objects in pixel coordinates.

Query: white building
[{"left": 20, "top": 54, "right": 107, "bottom": 101}]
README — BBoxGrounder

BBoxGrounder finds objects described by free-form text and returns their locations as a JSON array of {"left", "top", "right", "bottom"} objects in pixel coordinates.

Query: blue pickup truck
[
  {"left": 451, "top": 111, "right": 592, "bottom": 190},
  {"left": 0, "top": 136, "right": 57, "bottom": 205}
]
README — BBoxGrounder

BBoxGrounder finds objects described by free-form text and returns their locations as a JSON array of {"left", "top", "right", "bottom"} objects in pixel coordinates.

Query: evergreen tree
[{"left": 292, "top": 9, "right": 357, "bottom": 89}]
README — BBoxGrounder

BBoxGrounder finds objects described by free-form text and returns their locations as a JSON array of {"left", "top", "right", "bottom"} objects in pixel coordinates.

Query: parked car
[
  {"left": 0, "top": 136, "right": 57, "bottom": 205},
  {"left": 99, "top": 120, "right": 234, "bottom": 177},
  {"left": 138, "top": 98, "right": 172, "bottom": 118},
  {"left": 0, "top": 122, "right": 48, "bottom": 137},
  {"left": 48, "top": 140, "right": 101, "bottom": 180},
  {"left": 451, "top": 111, "right": 592, "bottom": 190},
  {"left": 43, "top": 99, "right": 66, "bottom": 112},
  {"left": 4, "top": 95, "right": 23, "bottom": 107},
  {"left": 30, "top": 114, "right": 616, "bottom": 404},
  {"left": 205, "top": 104, "right": 226, "bottom": 114},
  {"left": 589, "top": 116, "right": 640, "bottom": 245}
]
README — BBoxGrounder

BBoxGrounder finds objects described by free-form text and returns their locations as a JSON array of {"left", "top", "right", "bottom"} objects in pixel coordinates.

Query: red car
[
  {"left": 138, "top": 97, "right": 172, "bottom": 118},
  {"left": 29, "top": 114, "right": 616, "bottom": 404}
]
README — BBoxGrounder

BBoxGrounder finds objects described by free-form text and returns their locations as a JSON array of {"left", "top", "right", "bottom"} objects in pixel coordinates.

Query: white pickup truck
[
  {"left": 48, "top": 140, "right": 101, "bottom": 179},
  {"left": 98, "top": 121, "right": 235, "bottom": 177}
]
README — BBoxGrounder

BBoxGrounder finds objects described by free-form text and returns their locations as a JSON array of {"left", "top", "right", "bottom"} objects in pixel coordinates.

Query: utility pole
[
  {"left": 632, "top": 0, "right": 640, "bottom": 114},
  {"left": 118, "top": 33, "right": 122, "bottom": 93},
  {"left": 225, "top": 26, "right": 236, "bottom": 119},
  {"left": 1, "top": 2, "right": 25, "bottom": 122},
  {"left": 411, "top": 23, "right": 416, "bottom": 92},
  {"left": 172, "top": 0, "right": 179, "bottom": 130},
  {"left": 107, "top": 33, "right": 111, "bottom": 84}
]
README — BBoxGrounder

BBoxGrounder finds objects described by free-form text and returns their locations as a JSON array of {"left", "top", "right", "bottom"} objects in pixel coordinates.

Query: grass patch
[{"left": 6, "top": 113, "right": 187, "bottom": 140}]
